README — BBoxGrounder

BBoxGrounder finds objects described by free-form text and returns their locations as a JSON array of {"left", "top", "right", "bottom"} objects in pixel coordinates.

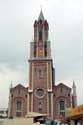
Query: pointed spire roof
[
  {"left": 10, "top": 81, "right": 13, "bottom": 89},
  {"left": 73, "top": 80, "right": 76, "bottom": 88},
  {"left": 38, "top": 10, "right": 44, "bottom": 21}
]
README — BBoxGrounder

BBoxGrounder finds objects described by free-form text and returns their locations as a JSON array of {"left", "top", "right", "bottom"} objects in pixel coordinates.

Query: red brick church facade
[{"left": 8, "top": 11, "right": 77, "bottom": 119}]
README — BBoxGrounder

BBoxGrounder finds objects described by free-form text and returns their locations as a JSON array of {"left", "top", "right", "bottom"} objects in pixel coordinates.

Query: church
[{"left": 8, "top": 10, "right": 77, "bottom": 120}]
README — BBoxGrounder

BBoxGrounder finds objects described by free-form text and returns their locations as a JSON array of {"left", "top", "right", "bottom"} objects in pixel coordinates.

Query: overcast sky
[{"left": 0, "top": 0, "right": 83, "bottom": 108}]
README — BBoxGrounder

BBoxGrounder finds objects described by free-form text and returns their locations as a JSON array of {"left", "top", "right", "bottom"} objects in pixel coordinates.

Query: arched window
[
  {"left": 34, "top": 42, "right": 36, "bottom": 57},
  {"left": 60, "top": 100, "right": 65, "bottom": 110},
  {"left": 38, "top": 68, "right": 43, "bottom": 78},
  {"left": 38, "top": 102, "right": 42, "bottom": 112},
  {"left": 39, "top": 31, "right": 42, "bottom": 40},
  {"left": 59, "top": 100, "right": 65, "bottom": 116},
  {"left": 45, "top": 42, "right": 47, "bottom": 57},
  {"left": 16, "top": 100, "right": 22, "bottom": 110}
]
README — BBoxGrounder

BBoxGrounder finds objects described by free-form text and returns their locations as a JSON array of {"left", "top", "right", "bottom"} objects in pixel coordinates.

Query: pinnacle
[{"left": 73, "top": 80, "right": 76, "bottom": 88}]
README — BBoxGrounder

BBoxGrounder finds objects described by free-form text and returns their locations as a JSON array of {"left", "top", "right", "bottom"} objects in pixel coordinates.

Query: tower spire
[
  {"left": 10, "top": 81, "right": 13, "bottom": 89},
  {"left": 38, "top": 10, "right": 44, "bottom": 21},
  {"left": 72, "top": 80, "right": 77, "bottom": 108},
  {"left": 72, "top": 80, "right": 76, "bottom": 96}
]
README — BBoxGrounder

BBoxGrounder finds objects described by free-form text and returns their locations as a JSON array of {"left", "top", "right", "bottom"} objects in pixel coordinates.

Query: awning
[
  {"left": 67, "top": 114, "right": 83, "bottom": 120},
  {"left": 26, "top": 112, "right": 47, "bottom": 118}
]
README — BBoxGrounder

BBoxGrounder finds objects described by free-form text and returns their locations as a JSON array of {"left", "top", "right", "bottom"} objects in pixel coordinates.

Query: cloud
[
  {"left": 0, "top": 63, "right": 28, "bottom": 108},
  {"left": 0, "top": 0, "right": 83, "bottom": 107}
]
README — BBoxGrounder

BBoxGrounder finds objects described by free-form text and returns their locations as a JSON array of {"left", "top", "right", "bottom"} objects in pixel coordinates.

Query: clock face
[{"left": 34, "top": 88, "right": 46, "bottom": 98}]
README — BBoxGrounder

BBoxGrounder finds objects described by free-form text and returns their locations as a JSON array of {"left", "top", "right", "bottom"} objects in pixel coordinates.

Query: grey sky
[{"left": 0, "top": 0, "right": 83, "bottom": 108}]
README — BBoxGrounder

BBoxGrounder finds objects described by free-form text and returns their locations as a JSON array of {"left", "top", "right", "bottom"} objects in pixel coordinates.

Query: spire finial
[{"left": 40, "top": 4, "right": 42, "bottom": 11}]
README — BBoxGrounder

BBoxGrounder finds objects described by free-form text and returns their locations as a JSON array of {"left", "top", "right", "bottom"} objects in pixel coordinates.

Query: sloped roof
[
  {"left": 11, "top": 84, "right": 28, "bottom": 92},
  {"left": 56, "top": 83, "right": 71, "bottom": 90}
]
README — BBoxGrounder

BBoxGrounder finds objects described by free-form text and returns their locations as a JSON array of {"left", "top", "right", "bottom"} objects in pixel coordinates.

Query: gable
[
  {"left": 10, "top": 84, "right": 28, "bottom": 93},
  {"left": 57, "top": 83, "right": 71, "bottom": 91}
]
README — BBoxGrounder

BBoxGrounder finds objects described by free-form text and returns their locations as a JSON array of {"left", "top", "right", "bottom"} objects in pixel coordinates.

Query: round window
[{"left": 34, "top": 88, "right": 46, "bottom": 98}]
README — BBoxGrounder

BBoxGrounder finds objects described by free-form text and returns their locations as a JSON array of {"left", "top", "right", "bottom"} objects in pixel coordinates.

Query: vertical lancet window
[
  {"left": 45, "top": 42, "right": 47, "bottom": 57},
  {"left": 38, "top": 102, "right": 42, "bottom": 112},
  {"left": 34, "top": 42, "right": 36, "bottom": 57},
  {"left": 16, "top": 100, "right": 22, "bottom": 117},
  {"left": 59, "top": 100, "right": 65, "bottom": 116},
  {"left": 60, "top": 100, "right": 65, "bottom": 110},
  {"left": 38, "top": 68, "right": 43, "bottom": 78},
  {"left": 16, "top": 100, "right": 22, "bottom": 110},
  {"left": 39, "top": 31, "right": 42, "bottom": 40}
]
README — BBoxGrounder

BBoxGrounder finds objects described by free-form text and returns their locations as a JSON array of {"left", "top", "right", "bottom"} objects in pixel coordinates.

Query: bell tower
[{"left": 28, "top": 10, "right": 55, "bottom": 119}]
